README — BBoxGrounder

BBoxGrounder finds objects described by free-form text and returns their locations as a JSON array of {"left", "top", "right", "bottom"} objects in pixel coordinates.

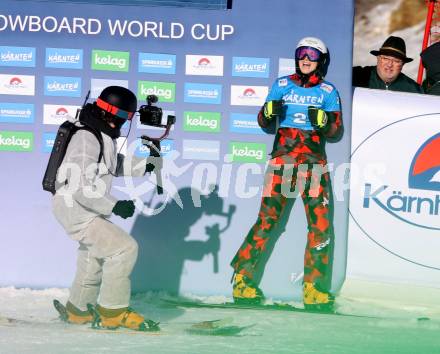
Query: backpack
[{"left": 42, "top": 120, "right": 104, "bottom": 195}]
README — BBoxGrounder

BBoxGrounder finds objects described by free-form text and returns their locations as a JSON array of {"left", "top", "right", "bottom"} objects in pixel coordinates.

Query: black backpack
[{"left": 42, "top": 120, "right": 104, "bottom": 195}]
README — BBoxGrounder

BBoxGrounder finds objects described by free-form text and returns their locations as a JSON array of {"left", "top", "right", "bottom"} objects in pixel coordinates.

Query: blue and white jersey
[{"left": 266, "top": 76, "right": 341, "bottom": 130}]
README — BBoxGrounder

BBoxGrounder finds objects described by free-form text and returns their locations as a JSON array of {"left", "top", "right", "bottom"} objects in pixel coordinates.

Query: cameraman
[{"left": 52, "top": 86, "right": 157, "bottom": 331}]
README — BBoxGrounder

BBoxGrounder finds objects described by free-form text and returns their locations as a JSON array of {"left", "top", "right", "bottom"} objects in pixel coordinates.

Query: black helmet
[{"left": 96, "top": 86, "right": 137, "bottom": 121}]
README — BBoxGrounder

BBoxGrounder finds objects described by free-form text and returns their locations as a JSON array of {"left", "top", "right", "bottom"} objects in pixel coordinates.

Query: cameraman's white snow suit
[{"left": 53, "top": 129, "right": 147, "bottom": 310}]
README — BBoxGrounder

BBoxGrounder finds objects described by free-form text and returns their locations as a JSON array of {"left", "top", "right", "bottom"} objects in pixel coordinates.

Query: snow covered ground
[{"left": 1, "top": 286, "right": 440, "bottom": 354}]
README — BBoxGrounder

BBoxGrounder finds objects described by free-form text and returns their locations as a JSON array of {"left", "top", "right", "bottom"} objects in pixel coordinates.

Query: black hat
[{"left": 370, "top": 36, "right": 413, "bottom": 63}]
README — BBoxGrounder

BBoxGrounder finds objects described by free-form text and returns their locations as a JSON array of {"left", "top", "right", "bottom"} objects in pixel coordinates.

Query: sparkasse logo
[
  {"left": 229, "top": 141, "right": 266, "bottom": 163},
  {"left": 0, "top": 103, "right": 34, "bottom": 124},
  {"left": 184, "top": 111, "right": 221, "bottom": 133},
  {"left": 0, "top": 131, "right": 33, "bottom": 152},
  {"left": 92, "top": 50, "right": 129, "bottom": 72}
]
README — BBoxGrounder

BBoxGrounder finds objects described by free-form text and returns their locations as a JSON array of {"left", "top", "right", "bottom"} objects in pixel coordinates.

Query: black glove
[
  {"left": 263, "top": 100, "right": 284, "bottom": 120},
  {"left": 308, "top": 106, "right": 329, "bottom": 131},
  {"left": 145, "top": 163, "right": 155, "bottom": 173},
  {"left": 112, "top": 200, "right": 135, "bottom": 219}
]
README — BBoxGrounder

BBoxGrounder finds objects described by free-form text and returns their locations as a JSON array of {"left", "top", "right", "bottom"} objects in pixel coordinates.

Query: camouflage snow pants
[{"left": 230, "top": 153, "right": 335, "bottom": 292}]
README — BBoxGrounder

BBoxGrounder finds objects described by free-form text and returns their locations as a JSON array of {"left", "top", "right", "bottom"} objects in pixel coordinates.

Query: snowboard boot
[
  {"left": 232, "top": 273, "right": 264, "bottom": 305},
  {"left": 303, "top": 282, "right": 335, "bottom": 312},
  {"left": 93, "top": 304, "right": 160, "bottom": 332},
  {"left": 63, "top": 301, "right": 93, "bottom": 325}
]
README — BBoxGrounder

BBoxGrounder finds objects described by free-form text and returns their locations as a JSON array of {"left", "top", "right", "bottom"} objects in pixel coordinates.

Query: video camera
[
  {"left": 138, "top": 94, "right": 176, "bottom": 129},
  {"left": 138, "top": 95, "right": 176, "bottom": 195}
]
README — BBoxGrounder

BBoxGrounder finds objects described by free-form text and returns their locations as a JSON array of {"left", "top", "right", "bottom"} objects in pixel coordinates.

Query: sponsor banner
[
  {"left": 42, "top": 132, "right": 56, "bottom": 153},
  {"left": 44, "top": 76, "right": 81, "bottom": 97},
  {"left": 0, "top": 131, "right": 33, "bottom": 152},
  {"left": 91, "top": 49, "right": 129, "bottom": 72},
  {"left": 183, "top": 111, "right": 221, "bottom": 133},
  {"left": 229, "top": 141, "right": 266, "bottom": 163},
  {"left": 278, "top": 58, "right": 295, "bottom": 77},
  {"left": 45, "top": 48, "right": 83, "bottom": 69},
  {"left": 90, "top": 79, "right": 129, "bottom": 99},
  {"left": 185, "top": 55, "right": 224, "bottom": 76},
  {"left": 135, "top": 138, "right": 174, "bottom": 158},
  {"left": 0, "top": 103, "right": 34, "bottom": 124},
  {"left": 184, "top": 82, "right": 222, "bottom": 104},
  {"left": 136, "top": 110, "right": 175, "bottom": 130},
  {"left": 182, "top": 139, "right": 220, "bottom": 161},
  {"left": 43, "top": 104, "right": 79, "bottom": 125},
  {"left": 0, "top": 74, "right": 35, "bottom": 96},
  {"left": 229, "top": 113, "right": 263, "bottom": 135},
  {"left": 138, "top": 81, "right": 175, "bottom": 103},
  {"left": 230, "top": 85, "right": 268, "bottom": 106},
  {"left": 232, "top": 57, "right": 270, "bottom": 78},
  {"left": 138, "top": 53, "right": 176, "bottom": 74},
  {"left": 348, "top": 88, "right": 440, "bottom": 283},
  {"left": 0, "top": 46, "right": 35, "bottom": 67}
]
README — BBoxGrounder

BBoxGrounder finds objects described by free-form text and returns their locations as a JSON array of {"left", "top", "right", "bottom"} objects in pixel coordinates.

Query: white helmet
[{"left": 296, "top": 37, "right": 328, "bottom": 54}]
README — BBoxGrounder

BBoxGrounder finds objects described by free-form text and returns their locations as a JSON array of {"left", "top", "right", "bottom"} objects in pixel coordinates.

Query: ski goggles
[
  {"left": 295, "top": 46, "right": 322, "bottom": 62},
  {"left": 96, "top": 98, "right": 135, "bottom": 120}
]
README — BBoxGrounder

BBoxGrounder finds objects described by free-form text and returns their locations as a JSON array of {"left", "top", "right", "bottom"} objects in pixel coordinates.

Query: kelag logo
[
  {"left": 42, "top": 132, "right": 56, "bottom": 153},
  {"left": 138, "top": 81, "right": 175, "bottom": 103},
  {"left": 46, "top": 48, "right": 83, "bottom": 69},
  {"left": 408, "top": 133, "right": 440, "bottom": 191},
  {"left": 0, "top": 74, "right": 35, "bottom": 96},
  {"left": 230, "top": 85, "right": 267, "bottom": 106},
  {"left": 183, "top": 111, "right": 221, "bottom": 133},
  {"left": 184, "top": 83, "right": 222, "bottom": 104},
  {"left": 0, "top": 46, "right": 35, "bottom": 67},
  {"left": 0, "top": 131, "right": 33, "bottom": 152},
  {"left": 185, "top": 55, "right": 223, "bottom": 76},
  {"left": 91, "top": 79, "right": 128, "bottom": 99},
  {"left": 43, "top": 104, "right": 79, "bottom": 125},
  {"left": 44, "top": 76, "right": 81, "bottom": 97},
  {"left": 182, "top": 139, "right": 220, "bottom": 161},
  {"left": 135, "top": 139, "right": 173, "bottom": 158},
  {"left": 229, "top": 141, "right": 266, "bottom": 163},
  {"left": 351, "top": 113, "right": 440, "bottom": 269},
  {"left": 0, "top": 103, "right": 34, "bottom": 124},
  {"left": 92, "top": 50, "right": 129, "bottom": 72},
  {"left": 138, "top": 53, "right": 176, "bottom": 74},
  {"left": 229, "top": 113, "right": 263, "bottom": 135},
  {"left": 232, "top": 57, "right": 270, "bottom": 78}
]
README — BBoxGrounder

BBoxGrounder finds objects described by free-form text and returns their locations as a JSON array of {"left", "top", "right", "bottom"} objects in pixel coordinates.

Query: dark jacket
[
  {"left": 353, "top": 66, "right": 422, "bottom": 93},
  {"left": 421, "top": 42, "right": 440, "bottom": 96}
]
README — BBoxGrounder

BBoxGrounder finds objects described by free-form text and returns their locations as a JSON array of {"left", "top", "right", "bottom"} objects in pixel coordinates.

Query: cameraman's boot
[
  {"left": 232, "top": 273, "right": 264, "bottom": 305},
  {"left": 303, "top": 282, "right": 335, "bottom": 312}
]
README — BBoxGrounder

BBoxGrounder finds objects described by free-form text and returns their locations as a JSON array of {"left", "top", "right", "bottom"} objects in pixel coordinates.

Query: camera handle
[{"left": 140, "top": 116, "right": 175, "bottom": 195}]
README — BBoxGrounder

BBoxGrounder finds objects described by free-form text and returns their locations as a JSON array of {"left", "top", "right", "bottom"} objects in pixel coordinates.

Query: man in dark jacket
[
  {"left": 420, "top": 41, "right": 440, "bottom": 96},
  {"left": 353, "top": 36, "right": 422, "bottom": 93}
]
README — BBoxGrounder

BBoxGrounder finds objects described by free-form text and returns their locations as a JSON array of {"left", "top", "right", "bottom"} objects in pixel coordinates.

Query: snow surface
[{"left": 1, "top": 286, "right": 440, "bottom": 354}]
